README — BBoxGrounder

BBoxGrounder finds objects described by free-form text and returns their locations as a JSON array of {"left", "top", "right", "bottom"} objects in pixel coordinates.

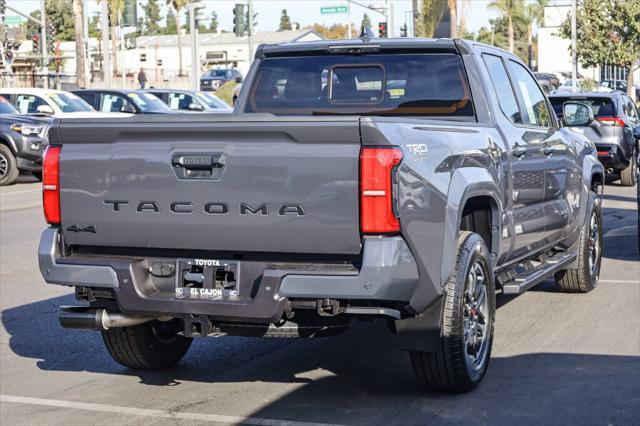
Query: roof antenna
[{"left": 359, "top": 25, "right": 375, "bottom": 42}]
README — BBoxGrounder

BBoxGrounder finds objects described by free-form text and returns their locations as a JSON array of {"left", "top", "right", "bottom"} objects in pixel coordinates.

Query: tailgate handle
[
  {"left": 172, "top": 153, "right": 227, "bottom": 180},
  {"left": 172, "top": 154, "right": 226, "bottom": 170}
]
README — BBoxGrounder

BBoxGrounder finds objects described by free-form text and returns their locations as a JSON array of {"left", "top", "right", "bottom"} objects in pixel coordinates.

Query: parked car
[
  {"left": 146, "top": 89, "right": 232, "bottom": 112},
  {"left": 534, "top": 72, "right": 560, "bottom": 92},
  {"left": 40, "top": 38, "right": 604, "bottom": 393},
  {"left": 549, "top": 91, "right": 640, "bottom": 185},
  {"left": 600, "top": 80, "right": 640, "bottom": 101},
  {"left": 200, "top": 68, "right": 242, "bottom": 91},
  {"left": 0, "top": 88, "right": 98, "bottom": 118},
  {"left": 73, "top": 89, "right": 175, "bottom": 114},
  {"left": 0, "top": 96, "right": 52, "bottom": 185}
]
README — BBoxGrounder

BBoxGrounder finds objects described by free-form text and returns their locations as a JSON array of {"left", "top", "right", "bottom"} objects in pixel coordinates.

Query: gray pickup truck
[{"left": 39, "top": 37, "right": 604, "bottom": 393}]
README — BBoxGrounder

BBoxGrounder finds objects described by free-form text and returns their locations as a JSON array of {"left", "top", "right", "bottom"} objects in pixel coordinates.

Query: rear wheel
[
  {"left": 410, "top": 232, "right": 496, "bottom": 393},
  {"left": 554, "top": 192, "right": 602, "bottom": 293},
  {"left": 620, "top": 147, "right": 637, "bottom": 186},
  {"left": 101, "top": 319, "right": 192, "bottom": 370},
  {"left": 0, "top": 144, "right": 19, "bottom": 186}
]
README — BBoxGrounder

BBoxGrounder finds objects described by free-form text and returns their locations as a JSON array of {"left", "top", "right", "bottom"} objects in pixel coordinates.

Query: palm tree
[
  {"left": 488, "top": 0, "right": 524, "bottom": 53},
  {"left": 448, "top": 0, "right": 457, "bottom": 37},
  {"left": 97, "top": 0, "right": 124, "bottom": 78},
  {"left": 524, "top": 0, "right": 548, "bottom": 66},
  {"left": 72, "top": 0, "right": 85, "bottom": 87},
  {"left": 167, "top": 0, "right": 189, "bottom": 77}
]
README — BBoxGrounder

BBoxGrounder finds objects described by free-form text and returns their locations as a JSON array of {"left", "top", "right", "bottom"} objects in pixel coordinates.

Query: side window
[
  {"left": 482, "top": 54, "right": 522, "bottom": 124},
  {"left": 508, "top": 61, "right": 552, "bottom": 128},
  {"left": 625, "top": 97, "right": 638, "bottom": 119},
  {"left": 75, "top": 92, "right": 95, "bottom": 107},
  {"left": 16, "top": 94, "right": 47, "bottom": 114},
  {"left": 100, "top": 94, "right": 130, "bottom": 112}
]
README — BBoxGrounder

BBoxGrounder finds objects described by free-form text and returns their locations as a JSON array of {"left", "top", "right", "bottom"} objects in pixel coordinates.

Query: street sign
[
  {"left": 206, "top": 51, "right": 227, "bottom": 60},
  {"left": 4, "top": 16, "right": 24, "bottom": 26},
  {"left": 320, "top": 5, "right": 348, "bottom": 14}
]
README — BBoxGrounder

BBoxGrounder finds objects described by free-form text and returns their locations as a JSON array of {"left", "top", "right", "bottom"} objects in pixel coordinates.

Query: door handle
[
  {"left": 512, "top": 144, "right": 526, "bottom": 157},
  {"left": 171, "top": 153, "right": 227, "bottom": 180},
  {"left": 542, "top": 146, "right": 556, "bottom": 155}
]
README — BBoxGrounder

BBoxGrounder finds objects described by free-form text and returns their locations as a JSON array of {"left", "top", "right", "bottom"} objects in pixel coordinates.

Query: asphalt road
[{"left": 1, "top": 177, "right": 638, "bottom": 426}]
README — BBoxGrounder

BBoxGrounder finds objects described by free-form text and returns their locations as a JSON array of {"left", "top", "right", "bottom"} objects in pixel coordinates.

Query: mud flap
[{"left": 391, "top": 296, "right": 443, "bottom": 352}]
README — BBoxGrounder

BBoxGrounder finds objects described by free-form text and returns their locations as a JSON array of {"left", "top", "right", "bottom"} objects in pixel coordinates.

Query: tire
[
  {"left": 620, "top": 147, "right": 637, "bottom": 186},
  {"left": 554, "top": 192, "right": 602, "bottom": 293},
  {"left": 32, "top": 171, "right": 42, "bottom": 181},
  {"left": 0, "top": 144, "right": 19, "bottom": 186},
  {"left": 410, "top": 232, "right": 496, "bottom": 393},
  {"left": 101, "top": 320, "right": 192, "bottom": 370}
]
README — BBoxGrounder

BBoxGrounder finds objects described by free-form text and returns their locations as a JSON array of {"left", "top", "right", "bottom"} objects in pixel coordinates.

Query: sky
[{"left": 5, "top": 0, "right": 569, "bottom": 37}]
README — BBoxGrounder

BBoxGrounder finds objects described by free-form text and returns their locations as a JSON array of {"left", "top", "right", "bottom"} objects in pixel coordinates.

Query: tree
[
  {"left": 523, "top": 0, "right": 547, "bottom": 66},
  {"left": 279, "top": 9, "right": 292, "bottom": 31},
  {"left": 307, "top": 23, "right": 349, "bottom": 40},
  {"left": 209, "top": 11, "right": 219, "bottom": 33},
  {"left": 361, "top": 13, "right": 372, "bottom": 32},
  {"left": 165, "top": 9, "right": 177, "bottom": 34},
  {"left": 140, "top": 0, "right": 163, "bottom": 35},
  {"left": 167, "top": 0, "right": 189, "bottom": 76},
  {"left": 448, "top": 0, "right": 457, "bottom": 37},
  {"left": 488, "top": 0, "right": 524, "bottom": 53},
  {"left": 72, "top": 0, "right": 85, "bottom": 87},
  {"left": 415, "top": 0, "right": 447, "bottom": 37},
  {"left": 25, "top": 0, "right": 74, "bottom": 41},
  {"left": 559, "top": 0, "right": 640, "bottom": 98}
]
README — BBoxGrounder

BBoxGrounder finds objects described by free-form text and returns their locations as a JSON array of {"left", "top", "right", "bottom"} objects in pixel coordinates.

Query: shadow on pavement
[{"left": 2, "top": 295, "right": 639, "bottom": 424}]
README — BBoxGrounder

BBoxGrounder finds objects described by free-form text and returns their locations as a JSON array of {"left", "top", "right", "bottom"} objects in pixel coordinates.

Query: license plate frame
[{"left": 175, "top": 258, "right": 240, "bottom": 300}]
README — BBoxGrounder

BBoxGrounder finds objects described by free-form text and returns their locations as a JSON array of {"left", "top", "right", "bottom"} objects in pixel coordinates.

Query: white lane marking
[
  {"left": 599, "top": 279, "right": 640, "bottom": 284},
  {"left": 0, "top": 394, "right": 342, "bottom": 426},
  {"left": 0, "top": 188, "right": 41, "bottom": 196}
]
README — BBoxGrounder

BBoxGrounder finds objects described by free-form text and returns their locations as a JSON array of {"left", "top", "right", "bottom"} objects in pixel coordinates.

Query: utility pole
[
  {"left": 247, "top": 0, "right": 254, "bottom": 63},
  {"left": 100, "top": 0, "right": 111, "bottom": 88},
  {"left": 571, "top": 0, "right": 577, "bottom": 91},
  {"left": 347, "top": 3, "right": 352, "bottom": 39},
  {"left": 190, "top": 4, "right": 197, "bottom": 90},
  {"left": 386, "top": 0, "right": 393, "bottom": 38}
]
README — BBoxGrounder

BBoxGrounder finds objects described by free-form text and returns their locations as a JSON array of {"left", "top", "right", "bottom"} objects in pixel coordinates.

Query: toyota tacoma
[{"left": 38, "top": 37, "right": 604, "bottom": 393}]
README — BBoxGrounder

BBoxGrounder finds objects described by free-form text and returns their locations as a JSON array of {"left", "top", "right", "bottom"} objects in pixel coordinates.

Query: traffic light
[
  {"left": 32, "top": 34, "right": 39, "bottom": 53},
  {"left": 245, "top": 9, "right": 257, "bottom": 36},
  {"left": 233, "top": 3, "right": 246, "bottom": 37},
  {"left": 400, "top": 24, "right": 407, "bottom": 38},
  {"left": 378, "top": 22, "right": 387, "bottom": 38}
]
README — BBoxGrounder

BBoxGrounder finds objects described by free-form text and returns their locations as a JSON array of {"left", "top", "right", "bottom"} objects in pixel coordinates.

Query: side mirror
[
  {"left": 188, "top": 102, "right": 205, "bottom": 111},
  {"left": 234, "top": 76, "right": 242, "bottom": 84},
  {"left": 36, "top": 104, "right": 54, "bottom": 115},
  {"left": 121, "top": 104, "right": 136, "bottom": 114},
  {"left": 563, "top": 101, "right": 593, "bottom": 127}
]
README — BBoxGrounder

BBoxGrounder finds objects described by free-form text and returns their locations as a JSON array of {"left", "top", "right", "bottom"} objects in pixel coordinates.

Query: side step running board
[{"left": 501, "top": 252, "right": 577, "bottom": 295}]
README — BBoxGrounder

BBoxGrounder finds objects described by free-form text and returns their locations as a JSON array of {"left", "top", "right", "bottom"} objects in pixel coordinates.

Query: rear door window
[
  {"left": 482, "top": 54, "right": 522, "bottom": 124},
  {"left": 246, "top": 53, "right": 474, "bottom": 118},
  {"left": 508, "top": 61, "right": 552, "bottom": 128}
]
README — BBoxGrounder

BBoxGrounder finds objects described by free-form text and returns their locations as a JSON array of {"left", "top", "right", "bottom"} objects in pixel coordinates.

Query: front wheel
[
  {"left": 554, "top": 192, "right": 602, "bottom": 293},
  {"left": 410, "top": 232, "right": 496, "bottom": 393},
  {"left": 101, "top": 319, "right": 192, "bottom": 370},
  {"left": 0, "top": 144, "right": 19, "bottom": 186},
  {"left": 620, "top": 148, "right": 637, "bottom": 186}
]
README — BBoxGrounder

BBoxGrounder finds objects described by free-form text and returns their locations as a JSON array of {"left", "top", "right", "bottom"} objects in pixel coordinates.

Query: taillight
[
  {"left": 596, "top": 117, "right": 626, "bottom": 127},
  {"left": 360, "top": 147, "right": 403, "bottom": 234},
  {"left": 42, "top": 146, "right": 61, "bottom": 224}
]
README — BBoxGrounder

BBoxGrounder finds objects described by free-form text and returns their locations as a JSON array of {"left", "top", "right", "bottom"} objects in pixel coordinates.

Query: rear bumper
[
  {"left": 38, "top": 228, "right": 421, "bottom": 323},
  {"left": 596, "top": 143, "right": 631, "bottom": 171}
]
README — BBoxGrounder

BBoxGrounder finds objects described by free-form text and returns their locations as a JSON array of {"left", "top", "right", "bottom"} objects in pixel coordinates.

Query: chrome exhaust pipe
[{"left": 59, "top": 306, "right": 155, "bottom": 330}]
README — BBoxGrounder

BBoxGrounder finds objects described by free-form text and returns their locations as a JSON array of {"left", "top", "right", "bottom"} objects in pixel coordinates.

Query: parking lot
[{"left": 0, "top": 177, "right": 638, "bottom": 425}]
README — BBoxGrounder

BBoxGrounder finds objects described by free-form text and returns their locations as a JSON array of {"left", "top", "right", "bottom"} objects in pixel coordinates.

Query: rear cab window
[{"left": 244, "top": 53, "right": 475, "bottom": 118}]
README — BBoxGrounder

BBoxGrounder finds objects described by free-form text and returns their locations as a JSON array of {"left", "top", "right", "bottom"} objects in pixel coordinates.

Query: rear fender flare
[{"left": 441, "top": 167, "right": 503, "bottom": 286}]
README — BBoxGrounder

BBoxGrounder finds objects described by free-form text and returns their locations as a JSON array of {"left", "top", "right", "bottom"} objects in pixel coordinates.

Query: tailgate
[{"left": 57, "top": 116, "right": 362, "bottom": 255}]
